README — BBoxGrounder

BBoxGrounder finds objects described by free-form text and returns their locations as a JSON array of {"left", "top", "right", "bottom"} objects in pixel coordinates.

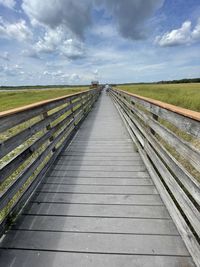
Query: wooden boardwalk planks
[{"left": 0, "top": 92, "right": 195, "bottom": 267}]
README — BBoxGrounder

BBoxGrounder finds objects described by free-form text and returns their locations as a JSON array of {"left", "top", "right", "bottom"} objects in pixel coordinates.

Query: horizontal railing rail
[
  {"left": 110, "top": 88, "right": 200, "bottom": 267},
  {"left": 0, "top": 88, "right": 101, "bottom": 236}
]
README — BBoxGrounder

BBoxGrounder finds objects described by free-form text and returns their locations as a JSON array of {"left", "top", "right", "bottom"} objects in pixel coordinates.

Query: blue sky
[{"left": 0, "top": 0, "right": 200, "bottom": 85}]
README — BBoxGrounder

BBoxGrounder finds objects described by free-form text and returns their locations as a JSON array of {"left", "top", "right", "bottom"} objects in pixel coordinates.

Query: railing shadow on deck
[
  {"left": 0, "top": 88, "right": 101, "bottom": 237},
  {"left": 110, "top": 88, "right": 200, "bottom": 267}
]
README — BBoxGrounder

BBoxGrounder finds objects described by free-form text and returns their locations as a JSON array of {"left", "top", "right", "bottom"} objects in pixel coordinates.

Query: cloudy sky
[{"left": 0, "top": 0, "right": 200, "bottom": 85}]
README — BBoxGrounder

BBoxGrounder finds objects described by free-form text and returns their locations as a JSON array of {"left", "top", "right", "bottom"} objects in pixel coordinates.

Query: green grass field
[
  {"left": 0, "top": 87, "right": 88, "bottom": 112},
  {"left": 118, "top": 83, "right": 200, "bottom": 112}
]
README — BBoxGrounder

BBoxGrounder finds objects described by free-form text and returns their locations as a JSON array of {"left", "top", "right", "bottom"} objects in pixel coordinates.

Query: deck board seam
[
  {"left": 30, "top": 201, "right": 164, "bottom": 207},
  {"left": 22, "top": 214, "right": 171, "bottom": 220},
  {"left": 0, "top": 248, "right": 191, "bottom": 258},
  {"left": 8, "top": 229, "right": 180, "bottom": 237}
]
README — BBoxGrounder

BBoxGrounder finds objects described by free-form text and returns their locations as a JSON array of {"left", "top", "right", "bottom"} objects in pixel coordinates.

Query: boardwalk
[{"left": 0, "top": 92, "right": 195, "bottom": 266}]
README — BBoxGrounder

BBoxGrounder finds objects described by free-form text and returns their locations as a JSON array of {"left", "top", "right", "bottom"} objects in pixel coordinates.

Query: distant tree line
[
  {"left": 115, "top": 78, "right": 200, "bottom": 86},
  {"left": 157, "top": 78, "right": 200, "bottom": 84}
]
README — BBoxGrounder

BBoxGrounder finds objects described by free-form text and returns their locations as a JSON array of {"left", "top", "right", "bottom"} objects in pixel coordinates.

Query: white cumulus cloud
[
  {"left": 0, "top": 19, "right": 32, "bottom": 41},
  {"left": 35, "top": 28, "right": 65, "bottom": 53},
  {"left": 30, "top": 27, "right": 85, "bottom": 60},
  {"left": 22, "top": 0, "right": 164, "bottom": 41},
  {"left": 22, "top": 0, "right": 92, "bottom": 39},
  {"left": 156, "top": 19, "right": 200, "bottom": 46},
  {"left": 60, "top": 39, "right": 85, "bottom": 60}
]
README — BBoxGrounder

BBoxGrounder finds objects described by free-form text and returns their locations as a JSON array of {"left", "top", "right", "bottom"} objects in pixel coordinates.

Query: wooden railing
[
  {"left": 110, "top": 88, "right": 200, "bottom": 267},
  {"left": 0, "top": 88, "right": 101, "bottom": 236}
]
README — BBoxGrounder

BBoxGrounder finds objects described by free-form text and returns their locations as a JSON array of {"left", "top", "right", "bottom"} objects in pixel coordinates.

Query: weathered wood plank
[
  {"left": 0, "top": 90, "right": 92, "bottom": 133},
  {"left": 58, "top": 155, "right": 141, "bottom": 160},
  {"left": 39, "top": 184, "right": 158, "bottom": 194},
  {"left": 0, "top": 101, "right": 79, "bottom": 159},
  {"left": 145, "top": 142, "right": 200, "bottom": 237},
  {"left": 113, "top": 93, "right": 200, "bottom": 206},
  {"left": 55, "top": 159, "right": 143, "bottom": 166},
  {"left": 52, "top": 165, "right": 146, "bottom": 172},
  {"left": 44, "top": 177, "right": 153, "bottom": 185},
  {"left": 0, "top": 120, "right": 75, "bottom": 210},
  {"left": 33, "top": 192, "right": 163, "bottom": 205},
  {"left": 1, "top": 230, "right": 190, "bottom": 256},
  {"left": 24, "top": 202, "right": 170, "bottom": 218},
  {"left": 0, "top": 249, "right": 195, "bottom": 267},
  {"left": 13, "top": 215, "right": 179, "bottom": 235},
  {"left": 113, "top": 90, "right": 200, "bottom": 173},
  {"left": 113, "top": 89, "right": 200, "bottom": 138},
  {"left": 49, "top": 170, "right": 150, "bottom": 178}
]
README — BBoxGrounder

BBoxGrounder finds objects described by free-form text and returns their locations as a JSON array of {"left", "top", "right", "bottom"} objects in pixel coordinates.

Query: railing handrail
[
  {"left": 117, "top": 88, "right": 200, "bottom": 121},
  {"left": 0, "top": 89, "right": 90, "bottom": 118},
  {"left": 112, "top": 88, "right": 200, "bottom": 139}
]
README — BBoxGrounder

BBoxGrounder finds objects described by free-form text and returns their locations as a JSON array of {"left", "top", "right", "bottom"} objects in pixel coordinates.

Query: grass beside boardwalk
[
  {"left": 119, "top": 83, "right": 200, "bottom": 182},
  {"left": 0, "top": 87, "right": 88, "bottom": 112},
  {"left": 118, "top": 83, "right": 200, "bottom": 112}
]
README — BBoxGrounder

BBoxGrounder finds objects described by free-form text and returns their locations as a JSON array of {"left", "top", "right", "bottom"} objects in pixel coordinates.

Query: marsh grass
[
  {"left": 119, "top": 83, "right": 200, "bottom": 112},
  {"left": 0, "top": 87, "right": 87, "bottom": 112}
]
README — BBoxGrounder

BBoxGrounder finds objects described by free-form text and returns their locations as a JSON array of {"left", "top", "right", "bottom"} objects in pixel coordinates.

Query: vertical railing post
[
  {"left": 42, "top": 111, "right": 56, "bottom": 153},
  {"left": 85, "top": 92, "right": 90, "bottom": 115},
  {"left": 150, "top": 113, "right": 158, "bottom": 135},
  {"left": 69, "top": 97, "right": 77, "bottom": 130},
  {"left": 81, "top": 93, "right": 87, "bottom": 116},
  {"left": 89, "top": 91, "right": 94, "bottom": 111}
]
